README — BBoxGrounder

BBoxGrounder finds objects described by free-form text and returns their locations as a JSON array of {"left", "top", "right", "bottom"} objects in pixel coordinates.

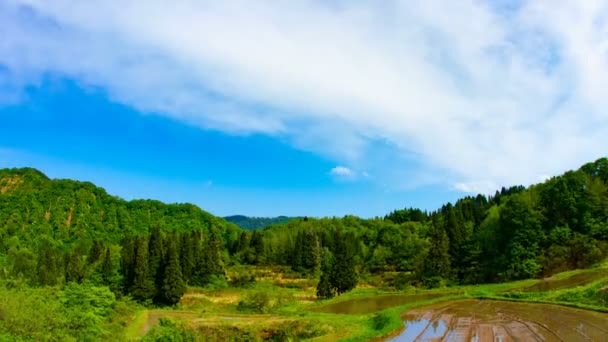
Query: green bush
[
  {"left": 422, "top": 276, "right": 444, "bottom": 289},
  {"left": 206, "top": 275, "right": 228, "bottom": 291},
  {"left": 142, "top": 318, "right": 196, "bottom": 342},
  {"left": 230, "top": 271, "right": 256, "bottom": 288},
  {"left": 270, "top": 321, "right": 325, "bottom": 341},
  {"left": 237, "top": 284, "right": 294, "bottom": 313},
  {"left": 371, "top": 312, "right": 391, "bottom": 331},
  {"left": 393, "top": 272, "right": 415, "bottom": 290}
]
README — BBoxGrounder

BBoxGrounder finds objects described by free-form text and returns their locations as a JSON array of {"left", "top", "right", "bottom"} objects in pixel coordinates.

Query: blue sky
[{"left": 1, "top": 1, "right": 607, "bottom": 217}]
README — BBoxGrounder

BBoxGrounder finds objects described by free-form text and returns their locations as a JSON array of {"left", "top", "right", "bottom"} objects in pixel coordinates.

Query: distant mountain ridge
[{"left": 224, "top": 215, "right": 301, "bottom": 229}]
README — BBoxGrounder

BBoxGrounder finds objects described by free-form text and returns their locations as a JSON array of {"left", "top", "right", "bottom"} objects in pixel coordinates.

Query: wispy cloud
[
  {"left": 1, "top": 1, "right": 608, "bottom": 193},
  {"left": 329, "top": 166, "right": 356, "bottom": 180}
]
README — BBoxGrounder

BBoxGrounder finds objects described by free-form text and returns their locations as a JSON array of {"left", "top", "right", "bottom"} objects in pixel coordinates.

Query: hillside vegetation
[{"left": 0, "top": 158, "right": 607, "bottom": 340}]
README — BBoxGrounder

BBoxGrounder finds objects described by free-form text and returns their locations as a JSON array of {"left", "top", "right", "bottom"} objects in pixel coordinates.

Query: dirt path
[{"left": 388, "top": 299, "right": 608, "bottom": 342}]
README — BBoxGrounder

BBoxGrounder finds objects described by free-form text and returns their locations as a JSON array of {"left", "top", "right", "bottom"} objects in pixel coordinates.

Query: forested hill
[
  {"left": 0, "top": 167, "right": 240, "bottom": 243},
  {"left": 0, "top": 158, "right": 607, "bottom": 303},
  {"left": 224, "top": 215, "right": 300, "bottom": 229}
]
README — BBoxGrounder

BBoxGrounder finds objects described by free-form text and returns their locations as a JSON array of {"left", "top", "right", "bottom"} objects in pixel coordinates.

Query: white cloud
[
  {"left": 330, "top": 166, "right": 356, "bottom": 180},
  {"left": 453, "top": 180, "right": 500, "bottom": 194},
  {"left": 1, "top": 0, "right": 608, "bottom": 192}
]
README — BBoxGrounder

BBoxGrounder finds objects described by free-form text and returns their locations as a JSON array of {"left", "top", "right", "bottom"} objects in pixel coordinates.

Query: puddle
[
  {"left": 388, "top": 299, "right": 608, "bottom": 341},
  {"left": 314, "top": 292, "right": 458, "bottom": 315}
]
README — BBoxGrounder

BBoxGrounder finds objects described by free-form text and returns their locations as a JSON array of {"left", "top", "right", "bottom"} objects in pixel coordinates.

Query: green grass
[{"left": 125, "top": 310, "right": 149, "bottom": 340}]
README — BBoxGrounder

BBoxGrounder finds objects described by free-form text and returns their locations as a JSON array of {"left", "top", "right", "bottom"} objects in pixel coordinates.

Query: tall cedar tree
[
  {"left": 203, "top": 227, "right": 225, "bottom": 283},
  {"left": 180, "top": 232, "right": 196, "bottom": 284},
  {"left": 120, "top": 236, "right": 136, "bottom": 291},
  {"left": 132, "top": 236, "right": 155, "bottom": 301},
  {"left": 316, "top": 249, "right": 334, "bottom": 298},
  {"left": 421, "top": 223, "right": 451, "bottom": 280},
  {"left": 148, "top": 225, "right": 164, "bottom": 300},
  {"left": 330, "top": 230, "right": 357, "bottom": 295},
  {"left": 161, "top": 235, "right": 187, "bottom": 305}
]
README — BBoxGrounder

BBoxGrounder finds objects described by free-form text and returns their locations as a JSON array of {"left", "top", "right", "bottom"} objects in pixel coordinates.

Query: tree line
[{"left": 1, "top": 157, "right": 607, "bottom": 303}]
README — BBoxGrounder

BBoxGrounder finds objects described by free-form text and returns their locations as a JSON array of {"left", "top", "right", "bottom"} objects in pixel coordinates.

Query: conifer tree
[
  {"left": 203, "top": 227, "right": 225, "bottom": 283},
  {"left": 102, "top": 247, "right": 123, "bottom": 294},
  {"left": 160, "top": 235, "right": 186, "bottom": 305},
  {"left": 330, "top": 230, "right": 357, "bottom": 295},
  {"left": 148, "top": 225, "right": 164, "bottom": 298},
  {"left": 120, "top": 236, "right": 136, "bottom": 291},
  {"left": 180, "top": 232, "right": 195, "bottom": 284},
  {"left": 421, "top": 223, "right": 451, "bottom": 282},
  {"left": 316, "top": 248, "right": 334, "bottom": 299},
  {"left": 132, "top": 236, "right": 155, "bottom": 301}
]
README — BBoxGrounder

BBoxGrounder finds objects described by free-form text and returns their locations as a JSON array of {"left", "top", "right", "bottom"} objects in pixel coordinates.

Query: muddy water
[
  {"left": 516, "top": 270, "right": 607, "bottom": 292},
  {"left": 314, "top": 292, "right": 459, "bottom": 315},
  {"left": 388, "top": 299, "right": 608, "bottom": 341}
]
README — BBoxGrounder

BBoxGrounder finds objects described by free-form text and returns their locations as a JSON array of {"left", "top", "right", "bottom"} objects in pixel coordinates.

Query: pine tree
[
  {"left": 316, "top": 248, "right": 334, "bottom": 299},
  {"left": 160, "top": 235, "right": 186, "bottom": 305},
  {"left": 303, "top": 229, "right": 321, "bottom": 273},
  {"left": 191, "top": 231, "right": 206, "bottom": 286},
  {"left": 148, "top": 225, "right": 164, "bottom": 299},
  {"left": 421, "top": 223, "right": 451, "bottom": 282},
  {"left": 180, "top": 232, "right": 196, "bottom": 284},
  {"left": 120, "top": 236, "right": 136, "bottom": 291},
  {"left": 203, "top": 227, "right": 225, "bottom": 283},
  {"left": 330, "top": 230, "right": 357, "bottom": 295},
  {"left": 132, "top": 236, "right": 155, "bottom": 301},
  {"left": 102, "top": 246, "right": 123, "bottom": 294}
]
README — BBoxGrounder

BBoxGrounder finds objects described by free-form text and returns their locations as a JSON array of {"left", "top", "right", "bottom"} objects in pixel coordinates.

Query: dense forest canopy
[{"left": 0, "top": 157, "right": 607, "bottom": 302}]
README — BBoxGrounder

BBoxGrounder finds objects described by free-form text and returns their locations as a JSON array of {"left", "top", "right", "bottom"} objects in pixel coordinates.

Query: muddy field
[
  {"left": 314, "top": 292, "right": 461, "bottom": 315},
  {"left": 389, "top": 299, "right": 608, "bottom": 341}
]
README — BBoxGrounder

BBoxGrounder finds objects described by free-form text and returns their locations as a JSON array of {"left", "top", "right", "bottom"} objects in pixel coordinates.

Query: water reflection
[
  {"left": 314, "top": 292, "right": 458, "bottom": 315},
  {"left": 389, "top": 316, "right": 448, "bottom": 341},
  {"left": 387, "top": 299, "right": 608, "bottom": 342}
]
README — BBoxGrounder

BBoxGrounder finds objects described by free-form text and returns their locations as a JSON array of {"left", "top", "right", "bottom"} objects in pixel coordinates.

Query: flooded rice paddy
[
  {"left": 388, "top": 299, "right": 608, "bottom": 342},
  {"left": 314, "top": 292, "right": 460, "bottom": 315}
]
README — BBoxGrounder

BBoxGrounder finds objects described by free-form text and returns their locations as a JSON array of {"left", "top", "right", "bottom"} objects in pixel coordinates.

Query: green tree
[
  {"left": 316, "top": 248, "right": 334, "bottom": 299},
  {"left": 160, "top": 235, "right": 186, "bottom": 305},
  {"left": 330, "top": 230, "right": 357, "bottom": 295},
  {"left": 132, "top": 236, "right": 155, "bottom": 301},
  {"left": 420, "top": 223, "right": 451, "bottom": 283}
]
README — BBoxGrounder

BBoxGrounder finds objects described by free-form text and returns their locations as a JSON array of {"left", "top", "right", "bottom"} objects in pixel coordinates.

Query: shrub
[
  {"left": 393, "top": 272, "right": 416, "bottom": 290},
  {"left": 206, "top": 275, "right": 228, "bottom": 291},
  {"left": 142, "top": 318, "right": 196, "bottom": 342},
  {"left": 422, "top": 276, "right": 444, "bottom": 289},
  {"left": 371, "top": 312, "right": 392, "bottom": 331},
  {"left": 230, "top": 271, "right": 256, "bottom": 288},
  {"left": 237, "top": 285, "right": 294, "bottom": 313}
]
